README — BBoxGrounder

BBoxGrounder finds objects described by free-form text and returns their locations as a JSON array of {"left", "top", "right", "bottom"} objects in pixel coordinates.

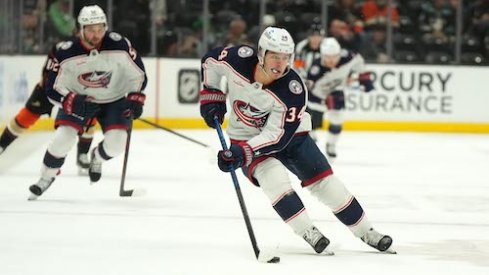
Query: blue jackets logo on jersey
[
  {"left": 78, "top": 71, "right": 113, "bottom": 88},
  {"left": 238, "top": 46, "right": 254, "bottom": 58},
  {"left": 289, "top": 80, "right": 303, "bottom": 95},
  {"left": 233, "top": 100, "right": 269, "bottom": 128}
]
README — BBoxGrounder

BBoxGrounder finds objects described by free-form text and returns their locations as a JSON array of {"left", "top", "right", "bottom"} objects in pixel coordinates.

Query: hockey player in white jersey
[
  {"left": 0, "top": 44, "right": 97, "bottom": 175},
  {"left": 28, "top": 5, "right": 147, "bottom": 199},
  {"left": 200, "top": 27, "right": 393, "bottom": 254},
  {"left": 307, "top": 37, "right": 374, "bottom": 158}
]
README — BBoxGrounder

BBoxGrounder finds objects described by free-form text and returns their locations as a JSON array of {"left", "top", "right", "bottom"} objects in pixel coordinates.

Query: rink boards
[{"left": 1, "top": 55, "right": 488, "bottom": 133}]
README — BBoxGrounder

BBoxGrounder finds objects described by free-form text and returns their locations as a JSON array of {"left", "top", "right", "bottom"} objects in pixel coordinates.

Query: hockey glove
[
  {"left": 200, "top": 88, "right": 226, "bottom": 129},
  {"left": 124, "top": 92, "right": 146, "bottom": 119},
  {"left": 62, "top": 92, "right": 100, "bottom": 119},
  {"left": 217, "top": 142, "right": 253, "bottom": 172},
  {"left": 359, "top": 72, "right": 374, "bottom": 92}
]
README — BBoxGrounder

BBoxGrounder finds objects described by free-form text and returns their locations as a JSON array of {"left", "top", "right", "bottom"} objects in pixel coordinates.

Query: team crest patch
[
  {"left": 57, "top": 41, "right": 73, "bottom": 50},
  {"left": 78, "top": 71, "right": 113, "bottom": 88},
  {"left": 310, "top": 65, "right": 320, "bottom": 76},
  {"left": 233, "top": 100, "right": 269, "bottom": 128},
  {"left": 109, "top": 32, "right": 122, "bottom": 41},
  {"left": 238, "top": 46, "right": 253, "bottom": 58},
  {"left": 289, "top": 80, "right": 303, "bottom": 95}
]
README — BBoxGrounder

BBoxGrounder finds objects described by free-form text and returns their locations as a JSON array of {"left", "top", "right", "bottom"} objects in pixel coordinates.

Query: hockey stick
[
  {"left": 119, "top": 118, "right": 134, "bottom": 197},
  {"left": 138, "top": 118, "right": 209, "bottom": 148},
  {"left": 214, "top": 117, "right": 280, "bottom": 264}
]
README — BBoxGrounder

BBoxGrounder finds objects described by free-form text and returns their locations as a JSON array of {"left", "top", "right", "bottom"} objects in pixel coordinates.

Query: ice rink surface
[{"left": 1, "top": 129, "right": 488, "bottom": 275}]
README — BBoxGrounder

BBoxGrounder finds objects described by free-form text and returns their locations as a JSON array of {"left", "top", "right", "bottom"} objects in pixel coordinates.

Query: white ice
[{"left": 1, "top": 129, "right": 489, "bottom": 275}]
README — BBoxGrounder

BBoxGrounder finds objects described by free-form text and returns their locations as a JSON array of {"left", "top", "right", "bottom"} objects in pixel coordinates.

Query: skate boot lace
[
  {"left": 77, "top": 153, "right": 90, "bottom": 169},
  {"left": 303, "top": 226, "right": 323, "bottom": 246},
  {"left": 38, "top": 178, "right": 53, "bottom": 190},
  {"left": 326, "top": 143, "right": 336, "bottom": 156},
  {"left": 90, "top": 158, "right": 102, "bottom": 173},
  {"left": 361, "top": 228, "right": 383, "bottom": 246}
]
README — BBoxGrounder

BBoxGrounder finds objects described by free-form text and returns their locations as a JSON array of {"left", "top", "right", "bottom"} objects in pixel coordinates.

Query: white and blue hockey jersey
[
  {"left": 307, "top": 49, "right": 366, "bottom": 112},
  {"left": 45, "top": 32, "right": 147, "bottom": 105},
  {"left": 201, "top": 45, "right": 312, "bottom": 156}
]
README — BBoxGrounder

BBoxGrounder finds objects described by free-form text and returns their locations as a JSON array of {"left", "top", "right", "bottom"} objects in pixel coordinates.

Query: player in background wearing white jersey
[
  {"left": 0, "top": 45, "right": 96, "bottom": 175},
  {"left": 307, "top": 37, "right": 374, "bottom": 158},
  {"left": 28, "top": 5, "right": 147, "bottom": 200},
  {"left": 200, "top": 27, "right": 393, "bottom": 254}
]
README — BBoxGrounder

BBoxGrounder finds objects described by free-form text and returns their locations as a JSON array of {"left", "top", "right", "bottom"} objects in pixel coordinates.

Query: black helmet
[{"left": 308, "top": 22, "right": 325, "bottom": 36}]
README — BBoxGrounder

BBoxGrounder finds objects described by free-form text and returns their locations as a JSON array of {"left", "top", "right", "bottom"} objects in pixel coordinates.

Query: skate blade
[
  {"left": 78, "top": 167, "right": 89, "bottom": 176},
  {"left": 321, "top": 249, "right": 335, "bottom": 256},
  {"left": 28, "top": 193, "right": 39, "bottom": 201},
  {"left": 382, "top": 248, "right": 397, "bottom": 254}
]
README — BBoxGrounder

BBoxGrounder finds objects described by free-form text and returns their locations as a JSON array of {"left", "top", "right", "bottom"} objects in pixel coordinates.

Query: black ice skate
[
  {"left": 28, "top": 177, "right": 55, "bottom": 200},
  {"left": 77, "top": 149, "right": 90, "bottom": 176},
  {"left": 89, "top": 148, "right": 102, "bottom": 183},
  {"left": 0, "top": 146, "right": 4, "bottom": 155},
  {"left": 360, "top": 228, "right": 396, "bottom": 253},
  {"left": 326, "top": 143, "right": 337, "bottom": 158},
  {"left": 303, "top": 226, "right": 331, "bottom": 254}
]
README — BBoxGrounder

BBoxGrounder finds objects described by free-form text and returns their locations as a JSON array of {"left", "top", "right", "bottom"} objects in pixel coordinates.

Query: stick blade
[
  {"left": 258, "top": 249, "right": 280, "bottom": 264},
  {"left": 119, "top": 189, "right": 134, "bottom": 197},
  {"left": 119, "top": 188, "right": 146, "bottom": 197},
  {"left": 267, "top": 256, "right": 280, "bottom": 263}
]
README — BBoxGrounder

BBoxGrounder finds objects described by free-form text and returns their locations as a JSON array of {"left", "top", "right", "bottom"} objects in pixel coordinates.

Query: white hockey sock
[
  {"left": 307, "top": 175, "right": 372, "bottom": 237},
  {"left": 254, "top": 158, "right": 315, "bottom": 236},
  {"left": 40, "top": 164, "right": 59, "bottom": 179},
  {"left": 98, "top": 129, "right": 127, "bottom": 160},
  {"left": 348, "top": 215, "right": 373, "bottom": 238},
  {"left": 327, "top": 132, "right": 340, "bottom": 146}
]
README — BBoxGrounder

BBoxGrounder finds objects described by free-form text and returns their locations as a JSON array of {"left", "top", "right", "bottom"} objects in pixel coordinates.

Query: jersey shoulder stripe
[
  {"left": 338, "top": 50, "right": 355, "bottom": 66},
  {"left": 53, "top": 32, "right": 134, "bottom": 63},
  {"left": 52, "top": 38, "right": 86, "bottom": 62},
  {"left": 202, "top": 45, "right": 258, "bottom": 81},
  {"left": 103, "top": 32, "right": 133, "bottom": 52}
]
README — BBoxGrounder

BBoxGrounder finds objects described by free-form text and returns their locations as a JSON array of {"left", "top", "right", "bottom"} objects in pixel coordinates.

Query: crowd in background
[{"left": 1, "top": 0, "right": 489, "bottom": 65}]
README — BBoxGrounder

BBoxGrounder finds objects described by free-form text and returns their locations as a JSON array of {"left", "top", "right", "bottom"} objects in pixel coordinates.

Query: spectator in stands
[
  {"left": 113, "top": 0, "right": 151, "bottom": 55},
  {"left": 22, "top": 0, "right": 46, "bottom": 53},
  {"left": 361, "top": 0, "right": 399, "bottom": 28},
  {"left": 222, "top": 16, "right": 251, "bottom": 47},
  {"left": 248, "top": 14, "right": 276, "bottom": 45},
  {"left": 179, "top": 18, "right": 204, "bottom": 58},
  {"left": 328, "top": 0, "right": 364, "bottom": 34},
  {"left": 360, "top": 23, "right": 390, "bottom": 63},
  {"left": 158, "top": 30, "right": 178, "bottom": 57},
  {"left": 466, "top": 0, "right": 489, "bottom": 56},
  {"left": 418, "top": 0, "right": 456, "bottom": 41},
  {"left": 329, "top": 18, "right": 364, "bottom": 52},
  {"left": 47, "top": 0, "right": 76, "bottom": 41},
  {"left": 153, "top": 0, "right": 167, "bottom": 28}
]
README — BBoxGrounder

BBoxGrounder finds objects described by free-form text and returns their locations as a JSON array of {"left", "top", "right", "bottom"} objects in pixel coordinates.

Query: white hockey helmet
[
  {"left": 320, "top": 37, "right": 341, "bottom": 56},
  {"left": 257, "top": 26, "right": 295, "bottom": 65},
  {"left": 77, "top": 5, "right": 107, "bottom": 30}
]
